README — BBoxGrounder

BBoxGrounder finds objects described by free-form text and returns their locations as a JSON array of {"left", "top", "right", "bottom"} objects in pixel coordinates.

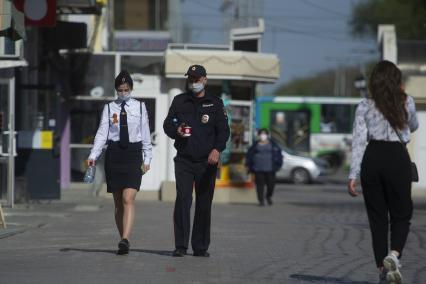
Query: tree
[
  {"left": 273, "top": 63, "right": 378, "bottom": 97},
  {"left": 350, "top": 0, "right": 426, "bottom": 40}
]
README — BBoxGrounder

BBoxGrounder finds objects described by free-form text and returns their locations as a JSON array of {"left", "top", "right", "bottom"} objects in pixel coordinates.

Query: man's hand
[
  {"left": 347, "top": 179, "right": 359, "bottom": 197},
  {"left": 207, "top": 149, "right": 220, "bottom": 165},
  {"left": 177, "top": 123, "right": 186, "bottom": 137},
  {"left": 87, "top": 159, "right": 96, "bottom": 166}
]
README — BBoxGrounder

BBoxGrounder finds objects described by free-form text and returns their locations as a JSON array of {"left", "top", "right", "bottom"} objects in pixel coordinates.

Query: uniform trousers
[
  {"left": 173, "top": 155, "right": 217, "bottom": 252},
  {"left": 360, "top": 140, "right": 413, "bottom": 267}
]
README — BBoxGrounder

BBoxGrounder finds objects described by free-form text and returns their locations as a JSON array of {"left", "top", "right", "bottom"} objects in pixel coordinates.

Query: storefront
[
  {"left": 0, "top": 60, "right": 27, "bottom": 207},
  {"left": 66, "top": 51, "right": 168, "bottom": 198}
]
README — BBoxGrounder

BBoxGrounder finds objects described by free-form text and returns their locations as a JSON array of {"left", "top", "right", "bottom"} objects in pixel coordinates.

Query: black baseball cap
[
  {"left": 185, "top": 65, "right": 207, "bottom": 78},
  {"left": 115, "top": 70, "right": 133, "bottom": 90}
]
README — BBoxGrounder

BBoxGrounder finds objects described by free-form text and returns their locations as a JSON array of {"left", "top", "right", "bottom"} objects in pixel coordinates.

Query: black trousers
[
  {"left": 173, "top": 156, "right": 217, "bottom": 251},
  {"left": 254, "top": 171, "right": 276, "bottom": 203},
  {"left": 361, "top": 140, "right": 413, "bottom": 267}
]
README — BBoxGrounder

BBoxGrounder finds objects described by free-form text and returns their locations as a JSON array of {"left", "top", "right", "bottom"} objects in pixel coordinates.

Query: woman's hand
[
  {"left": 347, "top": 179, "right": 359, "bottom": 197},
  {"left": 87, "top": 159, "right": 96, "bottom": 167},
  {"left": 142, "top": 164, "right": 150, "bottom": 173}
]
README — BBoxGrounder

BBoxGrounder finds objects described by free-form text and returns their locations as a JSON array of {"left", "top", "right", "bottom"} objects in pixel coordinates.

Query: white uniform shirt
[{"left": 88, "top": 98, "right": 153, "bottom": 165}]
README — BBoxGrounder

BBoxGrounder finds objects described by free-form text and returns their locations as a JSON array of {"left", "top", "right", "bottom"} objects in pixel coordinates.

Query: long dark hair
[{"left": 369, "top": 60, "right": 407, "bottom": 130}]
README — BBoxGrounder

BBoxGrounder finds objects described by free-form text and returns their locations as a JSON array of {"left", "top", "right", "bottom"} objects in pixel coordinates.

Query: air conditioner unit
[{"left": 0, "top": 37, "right": 23, "bottom": 58}]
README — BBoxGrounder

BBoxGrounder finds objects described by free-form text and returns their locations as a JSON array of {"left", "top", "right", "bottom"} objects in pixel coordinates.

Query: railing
[{"left": 167, "top": 43, "right": 230, "bottom": 51}]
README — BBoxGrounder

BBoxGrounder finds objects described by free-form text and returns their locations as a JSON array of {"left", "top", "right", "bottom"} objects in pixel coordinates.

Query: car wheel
[{"left": 291, "top": 168, "right": 310, "bottom": 184}]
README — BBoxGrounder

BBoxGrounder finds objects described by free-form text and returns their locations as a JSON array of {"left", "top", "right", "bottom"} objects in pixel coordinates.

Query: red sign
[{"left": 13, "top": 0, "right": 56, "bottom": 27}]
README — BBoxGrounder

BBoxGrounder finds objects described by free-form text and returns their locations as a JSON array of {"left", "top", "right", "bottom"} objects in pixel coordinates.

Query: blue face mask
[
  {"left": 117, "top": 91, "right": 131, "bottom": 101},
  {"left": 188, "top": 82, "right": 204, "bottom": 94}
]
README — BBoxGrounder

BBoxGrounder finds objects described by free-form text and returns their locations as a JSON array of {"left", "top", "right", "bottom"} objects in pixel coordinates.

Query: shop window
[
  {"left": 68, "top": 54, "right": 116, "bottom": 98},
  {"left": 114, "top": 0, "right": 168, "bottom": 31}
]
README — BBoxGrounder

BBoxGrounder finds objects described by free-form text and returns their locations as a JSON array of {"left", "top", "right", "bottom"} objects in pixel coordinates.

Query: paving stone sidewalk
[{"left": 1, "top": 184, "right": 426, "bottom": 284}]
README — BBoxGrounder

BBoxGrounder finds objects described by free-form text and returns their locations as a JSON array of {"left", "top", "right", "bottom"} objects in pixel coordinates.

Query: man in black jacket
[{"left": 163, "top": 65, "right": 230, "bottom": 257}]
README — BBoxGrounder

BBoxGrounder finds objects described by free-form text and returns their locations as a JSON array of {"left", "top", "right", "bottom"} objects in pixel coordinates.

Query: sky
[{"left": 180, "top": 0, "right": 379, "bottom": 94}]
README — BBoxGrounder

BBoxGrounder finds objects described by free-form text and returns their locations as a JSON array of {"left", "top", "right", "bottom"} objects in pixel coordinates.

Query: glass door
[{"left": 0, "top": 78, "right": 16, "bottom": 206}]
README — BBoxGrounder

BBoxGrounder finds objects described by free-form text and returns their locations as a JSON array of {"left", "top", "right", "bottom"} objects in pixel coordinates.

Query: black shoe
[
  {"left": 172, "top": 248, "right": 187, "bottom": 257},
  {"left": 193, "top": 250, "right": 210, "bottom": 257},
  {"left": 259, "top": 201, "right": 265, "bottom": 207},
  {"left": 117, "top": 239, "right": 130, "bottom": 255},
  {"left": 266, "top": 197, "right": 273, "bottom": 205}
]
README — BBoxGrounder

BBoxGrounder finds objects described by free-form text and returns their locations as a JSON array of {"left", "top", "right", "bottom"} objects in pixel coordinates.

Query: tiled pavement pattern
[{"left": 1, "top": 184, "right": 426, "bottom": 284}]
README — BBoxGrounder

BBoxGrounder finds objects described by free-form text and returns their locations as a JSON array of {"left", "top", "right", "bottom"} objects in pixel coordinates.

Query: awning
[
  {"left": 165, "top": 49, "right": 280, "bottom": 83},
  {"left": 0, "top": 59, "right": 27, "bottom": 69}
]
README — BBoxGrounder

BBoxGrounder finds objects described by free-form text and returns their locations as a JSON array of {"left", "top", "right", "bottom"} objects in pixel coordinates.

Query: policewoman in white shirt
[{"left": 87, "top": 70, "right": 152, "bottom": 255}]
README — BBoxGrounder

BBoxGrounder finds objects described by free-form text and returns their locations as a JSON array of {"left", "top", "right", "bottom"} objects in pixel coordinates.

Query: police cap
[
  {"left": 115, "top": 70, "right": 133, "bottom": 90},
  {"left": 185, "top": 65, "right": 207, "bottom": 78}
]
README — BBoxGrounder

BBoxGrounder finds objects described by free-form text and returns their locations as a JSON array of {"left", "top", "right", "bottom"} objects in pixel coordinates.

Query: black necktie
[{"left": 119, "top": 101, "right": 129, "bottom": 148}]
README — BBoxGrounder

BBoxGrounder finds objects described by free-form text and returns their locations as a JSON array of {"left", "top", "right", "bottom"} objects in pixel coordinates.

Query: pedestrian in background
[
  {"left": 246, "top": 128, "right": 283, "bottom": 206},
  {"left": 163, "top": 65, "right": 230, "bottom": 257},
  {"left": 88, "top": 71, "right": 152, "bottom": 255},
  {"left": 348, "top": 60, "right": 418, "bottom": 284}
]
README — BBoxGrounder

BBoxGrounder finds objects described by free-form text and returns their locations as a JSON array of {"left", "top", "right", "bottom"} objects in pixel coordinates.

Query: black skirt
[{"left": 104, "top": 141, "right": 143, "bottom": 193}]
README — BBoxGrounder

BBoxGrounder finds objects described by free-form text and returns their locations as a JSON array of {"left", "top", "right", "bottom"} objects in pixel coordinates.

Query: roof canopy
[{"left": 165, "top": 47, "right": 280, "bottom": 83}]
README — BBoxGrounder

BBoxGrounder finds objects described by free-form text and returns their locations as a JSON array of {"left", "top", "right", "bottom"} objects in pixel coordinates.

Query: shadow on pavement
[
  {"left": 60, "top": 248, "right": 117, "bottom": 254},
  {"left": 60, "top": 248, "right": 173, "bottom": 256},
  {"left": 132, "top": 249, "right": 173, "bottom": 256},
  {"left": 289, "top": 274, "right": 374, "bottom": 284}
]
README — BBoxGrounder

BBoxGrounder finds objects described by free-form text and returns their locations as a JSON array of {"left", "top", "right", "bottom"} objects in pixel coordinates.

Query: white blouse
[{"left": 349, "top": 96, "right": 418, "bottom": 180}]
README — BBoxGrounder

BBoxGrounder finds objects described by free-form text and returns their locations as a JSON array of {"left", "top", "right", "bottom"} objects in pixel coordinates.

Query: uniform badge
[
  {"left": 192, "top": 66, "right": 196, "bottom": 71},
  {"left": 201, "top": 114, "right": 209, "bottom": 123},
  {"left": 112, "top": 113, "right": 118, "bottom": 124}
]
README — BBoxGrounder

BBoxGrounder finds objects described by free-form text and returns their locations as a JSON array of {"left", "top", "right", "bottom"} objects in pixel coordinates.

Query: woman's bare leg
[
  {"left": 112, "top": 190, "right": 124, "bottom": 238},
  {"left": 122, "top": 188, "right": 138, "bottom": 240}
]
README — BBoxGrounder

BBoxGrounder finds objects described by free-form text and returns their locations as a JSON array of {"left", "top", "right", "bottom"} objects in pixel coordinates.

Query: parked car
[{"left": 276, "top": 146, "right": 327, "bottom": 184}]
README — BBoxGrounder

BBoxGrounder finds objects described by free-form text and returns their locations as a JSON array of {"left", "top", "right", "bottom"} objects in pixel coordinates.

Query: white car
[{"left": 276, "top": 147, "right": 326, "bottom": 184}]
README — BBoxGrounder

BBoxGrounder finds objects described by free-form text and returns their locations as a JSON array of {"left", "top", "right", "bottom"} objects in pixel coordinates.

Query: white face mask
[
  {"left": 259, "top": 133, "right": 268, "bottom": 142},
  {"left": 189, "top": 82, "right": 204, "bottom": 93},
  {"left": 117, "top": 91, "right": 131, "bottom": 101}
]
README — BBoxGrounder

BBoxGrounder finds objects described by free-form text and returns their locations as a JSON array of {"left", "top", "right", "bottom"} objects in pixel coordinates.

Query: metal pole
[
  {"left": 7, "top": 77, "right": 15, "bottom": 207},
  {"left": 155, "top": 0, "right": 160, "bottom": 30}
]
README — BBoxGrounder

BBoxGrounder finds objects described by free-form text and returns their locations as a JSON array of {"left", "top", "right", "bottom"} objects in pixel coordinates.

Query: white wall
[
  {"left": 406, "top": 75, "right": 426, "bottom": 100},
  {"left": 132, "top": 76, "right": 169, "bottom": 191},
  {"left": 411, "top": 111, "right": 426, "bottom": 190}
]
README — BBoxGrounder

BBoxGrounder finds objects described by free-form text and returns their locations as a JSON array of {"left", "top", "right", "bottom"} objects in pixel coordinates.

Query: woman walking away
[
  {"left": 87, "top": 71, "right": 152, "bottom": 255},
  {"left": 348, "top": 60, "right": 418, "bottom": 284}
]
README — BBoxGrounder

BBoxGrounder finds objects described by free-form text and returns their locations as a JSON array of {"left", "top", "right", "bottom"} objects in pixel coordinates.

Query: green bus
[{"left": 256, "top": 96, "right": 361, "bottom": 171}]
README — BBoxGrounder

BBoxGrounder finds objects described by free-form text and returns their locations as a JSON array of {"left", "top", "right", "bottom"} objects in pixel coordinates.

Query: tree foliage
[
  {"left": 273, "top": 63, "right": 378, "bottom": 97},
  {"left": 350, "top": 0, "right": 426, "bottom": 40}
]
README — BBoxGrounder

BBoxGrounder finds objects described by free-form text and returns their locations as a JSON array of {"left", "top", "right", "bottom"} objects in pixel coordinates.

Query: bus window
[{"left": 320, "top": 104, "right": 354, "bottom": 134}]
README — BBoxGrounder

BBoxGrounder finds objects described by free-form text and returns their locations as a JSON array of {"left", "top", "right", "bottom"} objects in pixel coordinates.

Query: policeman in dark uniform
[{"left": 163, "top": 65, "right": 230, "bottom": 257}]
